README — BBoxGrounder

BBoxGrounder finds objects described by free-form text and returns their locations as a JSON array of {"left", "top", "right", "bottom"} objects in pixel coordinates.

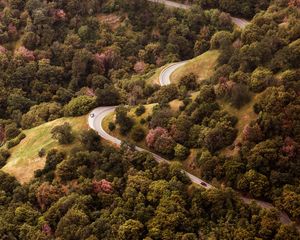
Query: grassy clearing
[
  {"left": 2, "top": 116, "right": 88, "bottom": 183},
  {"left": 170, "top": 50, "right": 220, "bottom": 84}
]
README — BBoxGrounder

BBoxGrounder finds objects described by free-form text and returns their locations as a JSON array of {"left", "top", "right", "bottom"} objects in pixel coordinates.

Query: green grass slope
[
  {"left": 170, "top": 50, "right": 220, "bottom": 84},
  {"left": 1, "top": 116, "right": 88, "bottom": 183}
]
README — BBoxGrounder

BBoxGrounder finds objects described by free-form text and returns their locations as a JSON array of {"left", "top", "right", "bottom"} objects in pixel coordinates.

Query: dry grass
[
  {"left": 170, "top": 50, "right": 220, "bottom": 84},
  {"left": 2, "top": 116, "right": 88, "bottom": 183}
]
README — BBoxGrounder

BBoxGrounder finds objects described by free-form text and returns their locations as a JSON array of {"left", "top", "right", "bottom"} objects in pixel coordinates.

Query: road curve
[
  {"left": 88, "top": 0, "right": 296, "bottom": 228},
  {"left": 159, "top": 61, "right": 188, "bottom": 86},
  {"left": 88, "top": 107, "right": 213, "bottom": 189},
  {"left": 87, "top": 105, "right": 295, "bottom": 225},
  {"left": 147, "top": 0, "right": 250, "bottom": 28}
]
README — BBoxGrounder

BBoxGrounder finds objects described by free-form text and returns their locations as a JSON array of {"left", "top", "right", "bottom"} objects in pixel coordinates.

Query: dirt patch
[{"left": 4, "top": 157, "right": 45, "bottom": 184}]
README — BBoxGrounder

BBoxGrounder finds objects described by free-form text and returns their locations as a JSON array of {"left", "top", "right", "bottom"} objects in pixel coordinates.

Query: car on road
[
  {"left": 90, "top": 113, "right": 94, "bottom": 118},
  {"left": 200, "top": 182, "right": 207, "bottom": 187}
]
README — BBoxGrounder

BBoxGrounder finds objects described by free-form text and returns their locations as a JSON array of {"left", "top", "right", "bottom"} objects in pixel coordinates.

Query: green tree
[
  {"left": 118, "top": 219, "right": 144, "bottom": 240},
  {"left": 51, "top": 122, "right": 74, "bottom": 145}
]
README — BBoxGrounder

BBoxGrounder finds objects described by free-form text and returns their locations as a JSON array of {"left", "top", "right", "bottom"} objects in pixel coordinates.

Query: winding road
[
  {"left": 148, "top": 0, "right": 249, "bottom": 28},
  {"left": 88, "top": 0, "right": 297, "bottom": 228}
]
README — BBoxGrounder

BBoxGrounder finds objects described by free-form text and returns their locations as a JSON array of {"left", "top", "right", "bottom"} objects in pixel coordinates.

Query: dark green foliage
[
  {"left": 80, "top": 129, "right": 101, "bottom": 151},
  {"left": 135, "top": 105, "right": 146, "bottom": 116},
  {"left": 178, "top": 73, "right": 198, "bottom": 91},
  {"left": 131, "top": 126, "right": 145, "bottom": 142},
  {"left": 115, "top": 106, "right": 134, "bottom": 135},
  {"left": 229, "top": 83, "right": 251, "bottom": 108},
  {"left": 51, "top": 123, "right": 74, "bottom": 145},
  {"left": 7, "top": 132, "right": 26, "bottom": 149},
  {"left": 108, "top": 122, "right": 116, "bottom": 131},
  {"left": 64, "top": 96, "right": 95, "bottom": 117},
  {"left": 5, "top": 123, "right": 20, "bottom": 140},
  {"left": 0, "top": 149, "right": 10, "bottom": 168}
]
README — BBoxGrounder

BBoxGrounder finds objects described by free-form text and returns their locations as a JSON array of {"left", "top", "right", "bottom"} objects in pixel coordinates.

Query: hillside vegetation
[{"left": 0, "top": 0, "right": 299, "bottom": 239}]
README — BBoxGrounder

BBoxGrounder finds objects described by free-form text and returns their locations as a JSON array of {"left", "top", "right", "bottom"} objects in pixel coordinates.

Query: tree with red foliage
[
  {"left": 93, "top": 179, "right": 113, "bottom": 194},
  {"left": 36, "top": 182, "right": 62, "bottom": 210},
  {"left": 281, "top": 137, "right": 298, "bottom": 157},
  {"left": 146, "top": 127, "right": 175, "bottom": 155},
  {"left": 15, "top": 46, "right": 35, "bottom": 61}
]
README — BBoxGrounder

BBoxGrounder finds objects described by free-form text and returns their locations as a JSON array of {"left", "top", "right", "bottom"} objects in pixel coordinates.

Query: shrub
[
  {"left": 64, "top": 96, "right": 95, "bottom": 116},
  {"left": 140, "top": 118, "right": 146, "bottom": 125},
  {"left": 51, "top": 123, "right": 74, "bottom": 144},
  {"left": 5, "top": 123, "right": 21, "bottom": 140},
  {"left": 131, "top": 126, "right": 145, "bottom": 142},
  {"left": 38, "top": 148, "right": 46, "bottom": 157},
  {"left": 135, "top": 105, "right": 146, "bottom": 116},
  {"left": 7, "top": 133, "right": 26, "bottom": 149},
  {"left": 108, "top": 122, "right": 116, "bottom": 131},
  {"left": 179, "top": 73, "right": 198, "bottom": 90},
  {"left": 229, "top": 83, "right": 251, "bottom": 108},
  {"left": 250, "top": 67, "right": 273, "bottom": 93},
  {"left": 174, "top": 144, "right": 190, "bottom": 160},
  {"left": 0, "top": 149, "right": 10, "bottom": 168}
]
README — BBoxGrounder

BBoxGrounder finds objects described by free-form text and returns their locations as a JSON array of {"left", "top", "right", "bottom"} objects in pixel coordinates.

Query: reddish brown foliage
[
  {"left": 93, "top": 179, "right": 113, "bottom": 194},
  {"left": 0, "top": 45, "right": 7, "bottom": 54},
  {"left": 134, "top": 61, "right": 146, "bottom": 73},
  {"left": 36, "top": 182, "right": 62, "bottom": 210},
  {"left": 288, "top": 0, "right": 300, "bottom": 8},
  {"left": 282, "top": 137, "right": 298, "bottom": 157},
  {"left": 42, "top": 223, "right": 52, "bottom": 236},
  {"left": 146, "top": 127, "right": 168, "bottom": 148},
  {"left": 242, "top": 123, "right": 263, "bottom": 143},
  {"left": 15, "top": 46, "right": 35, "bottom": 61}
]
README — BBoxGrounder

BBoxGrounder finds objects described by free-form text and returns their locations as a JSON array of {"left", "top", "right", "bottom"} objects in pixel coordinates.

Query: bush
[
  {"left": 64, "top": 96, "right": 95, "bottom": 116},
  {"left": 0, "top": 149, "right": 10, "bottom": 168},
  {"left": 7, "top": 133, "right": 26, "bottom": 149},
  {"left": 51, "top": 123, "right": 74, "bottom": 144},
  {"left": 135, "top": 105, "right": 146, "bottom": 116},
  {"left": 179, "top": 73, "right": 198, "bottom": 91},
  {"left": 131, "top": 126, "right": 145, "bottom": 142},
  {"left": 38, "top": 148, "right": 46, "bottom": 157},
  {"left": 250, "top": 67, "right": 273, "bottom": 93},
  {"left": 140, "top": 118, "right": 146, "bottom": 125},
  {"left": 229, "top": 83, "right": 251, "bottom": 108},
  {"left": 108, "top": 122, "right": 116, "bottom": 131},
  {"left": 5, "top": 123, "right": 21, "bottom": 140},
  {"left": 174, "top": 144, "right": 190, "bottom": 160}
]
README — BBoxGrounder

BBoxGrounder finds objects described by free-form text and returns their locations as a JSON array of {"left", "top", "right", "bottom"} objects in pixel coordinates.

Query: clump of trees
[{"left": 51, "top": 123, "right": 74, "bottom": 144}]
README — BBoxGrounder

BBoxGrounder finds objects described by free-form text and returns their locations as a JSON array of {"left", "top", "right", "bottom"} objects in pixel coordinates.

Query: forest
[{"left": 0, "top": 0, "right": 299, "bottom": 239}]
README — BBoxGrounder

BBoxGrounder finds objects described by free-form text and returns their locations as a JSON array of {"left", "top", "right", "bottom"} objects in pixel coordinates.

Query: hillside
[
  {"left": 0, "top": 0, "right": 299, "bottom": 239},
  {"left": 170, "top": 50, "right": 220, "bottom": 84},
  {"left": 2, "top": 116, "right": 87, "bottom": 183}
]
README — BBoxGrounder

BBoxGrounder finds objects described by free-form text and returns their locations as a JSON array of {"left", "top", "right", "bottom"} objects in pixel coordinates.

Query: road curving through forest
[{"left": 88, "top": 0, "right": 297, "bottom": 228}]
